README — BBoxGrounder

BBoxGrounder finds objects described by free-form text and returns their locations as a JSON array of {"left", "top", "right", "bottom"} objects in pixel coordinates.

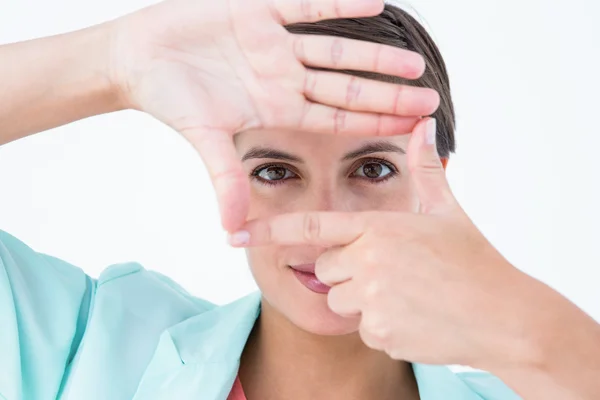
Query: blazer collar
[{"left": 133, "top": 292, "right": 482, "bottom": 400}]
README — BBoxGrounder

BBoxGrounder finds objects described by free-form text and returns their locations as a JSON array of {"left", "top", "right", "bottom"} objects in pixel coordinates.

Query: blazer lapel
[
  {"left": 413, "top": 364, "right": 484, "bottom": 400},
  {"left": 132, "top": 292, "right": 261, "bottom": 400},
  {"left": 133, "top": 291, "right": 485, "bottom": 400}
]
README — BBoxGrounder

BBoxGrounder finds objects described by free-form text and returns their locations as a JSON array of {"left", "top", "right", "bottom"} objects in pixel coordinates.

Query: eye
[
  {"left": 351, "top": 159, "right": 397, "bottom": 182},
  {"left": 252, "top": 164, "right": 298, "bottom": 185}
]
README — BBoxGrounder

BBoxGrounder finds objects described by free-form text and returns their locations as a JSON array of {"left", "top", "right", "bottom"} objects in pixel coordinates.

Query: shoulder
[
  {"left": 87, "top": 262, "right": 217, "bottom": 344},
  {"left": 0, "top": 229, "right": 214, "bottom": 313},
  {"left": 0, "top": 228, "right": 215, "bottom": 323},
  {"left": 0, "top": 231, "right": 96, "bottom": 399},
  {"left": 456, "top": 370, "right": 522, "bottom": 400},
  {"left": 0, "top": 229, "right": 94, "bottom": 315},
  {"left": 96, "top": 262, "right": 215, "bottom": 312},
  {"left": 0, "top": 229, "right": 219, "bottom": 399}
]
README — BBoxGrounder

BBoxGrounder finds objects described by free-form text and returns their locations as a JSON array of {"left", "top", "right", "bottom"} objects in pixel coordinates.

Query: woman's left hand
[{"left": 231, "top": 118, "right": 594, "bottom": 372}]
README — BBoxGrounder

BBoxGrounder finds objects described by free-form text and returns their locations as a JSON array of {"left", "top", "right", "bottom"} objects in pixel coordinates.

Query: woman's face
[{"left": 236, "top": 129, "right": 420, "bottom": 336}]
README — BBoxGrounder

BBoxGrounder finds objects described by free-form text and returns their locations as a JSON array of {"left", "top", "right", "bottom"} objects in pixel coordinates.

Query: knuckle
[
  {"left": 362, "top": 280, "right": 381, "bottom": 304},
  {"left": 372, "top": 44, "right": 382, "bottom": 73},
  {"left": 300, "top": 0, "right": 312, "bottom": 19},
  {"left": 263, "top": 219, "right": 273, "bottom": 245},
  {"left": 374, "top": 114, "right": 383, "bottom": 136},
  {"left": 409, "top": 158, "right": 441, "bottom": 175},
  {"left": 346, "top": 76, "right": 361, "bottom": 106},
  {"left": 293, "top": 35, "right": 306, "bottom": 61},
  {"left": 303, "top": 70, "right": 317, "bottom": 97},
  {"left": 387, "top": 348, "right": 403, "bottom": 360},
  {"left": 360, "top": 314, "right": 391, "bottom": 348},
  {"left": 297, "top": 100, "right": 312, "bottom": 129},
  {"left": 362, "top": 247, "right": 380, "bottom": 266},
  {"left": 303, "top": 212, "right": 321, "bottom": 242},
  {"left": 333, "top": 0, "right": 341, "bottom": 17},
  {"left": 392, "top": 85, "right": 407, "bottom": 114},
  {"left": 333, "top": 108, "right": 346, "bottom": 135},
  {"left": 371, "top": 325, "right": 392, "bottom": 345},
  {"left": 385, "top": 337, "right": 407, "bottom": 360},
  {"left": 331, "top": 38, "right": 343, "bottom": 66}
]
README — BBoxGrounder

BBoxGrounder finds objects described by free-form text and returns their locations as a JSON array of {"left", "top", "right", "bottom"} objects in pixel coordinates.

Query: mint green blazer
[{"left": 0, "top": 230, "right": 520, "bottom": 399}]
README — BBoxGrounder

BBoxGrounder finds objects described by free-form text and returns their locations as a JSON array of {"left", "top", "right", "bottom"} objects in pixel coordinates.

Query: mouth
[{"left": 289, "top": 263, "right": 331, "bottom": 294}]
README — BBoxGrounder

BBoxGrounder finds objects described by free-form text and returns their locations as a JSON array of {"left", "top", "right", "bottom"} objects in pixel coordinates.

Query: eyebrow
[
  {"left": 342, "top": 141, "right": 406, "bottom": 161},
  {"left": 241, "top": 141, "right": 405, "bottom": 163},
  {"left": 241, "top": 147, "right": 303, "bottom": 162}
]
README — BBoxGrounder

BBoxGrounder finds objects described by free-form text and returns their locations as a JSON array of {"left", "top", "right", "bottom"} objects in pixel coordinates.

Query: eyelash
[
  {"left": 250, "top": 163, "right": 298, "bottom": 187},
  {"left": 350, "top": 157, "right": 399, "bottom": 182},
  {"left": 250, "top": 157, "right": 399, "bottom": 187}
]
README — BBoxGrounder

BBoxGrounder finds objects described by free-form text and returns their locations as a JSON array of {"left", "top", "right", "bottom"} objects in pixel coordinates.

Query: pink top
[{"left": 227, "top": 376, "right": 247, "bottom": 400}]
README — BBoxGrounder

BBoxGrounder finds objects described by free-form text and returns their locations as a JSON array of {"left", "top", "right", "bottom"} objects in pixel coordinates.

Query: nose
[{"left": 301, "top": 186, "right": 353, "bottom": 213}]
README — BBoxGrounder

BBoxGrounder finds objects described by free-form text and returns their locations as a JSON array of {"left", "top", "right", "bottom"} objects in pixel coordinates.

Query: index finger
[{"left": 229, "top": 212, "right": 368, "bottom": 247}]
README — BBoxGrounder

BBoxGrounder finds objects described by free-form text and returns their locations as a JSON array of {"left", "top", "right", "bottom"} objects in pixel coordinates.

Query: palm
[
  {"left": 122, "top": 0, "right": 313, "bottom": 136},
  {"left": 112, "top": 0, "right": 439, "bottom": 230}
]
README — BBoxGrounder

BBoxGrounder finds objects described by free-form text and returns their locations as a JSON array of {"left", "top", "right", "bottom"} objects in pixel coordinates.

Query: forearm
[
  {"left": 0, "top": 23, "right": 124, "bottom": 146},
  {"left": 485, "top": 280, "right": 600, "bottom": 399},
  {"left": 498, "top": 320, "right": 600, "bottom": 399}
]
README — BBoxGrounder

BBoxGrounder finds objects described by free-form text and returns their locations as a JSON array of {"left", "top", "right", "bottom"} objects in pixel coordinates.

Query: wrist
[
  {"left": 102, "top": 17, "right": 137, "bottom": 112},
  {"left": 92, "top": 21, "right": 131, "bottom": 113},
  {"left": 60, "top": 23, "right": 128, "bottom": 116}
]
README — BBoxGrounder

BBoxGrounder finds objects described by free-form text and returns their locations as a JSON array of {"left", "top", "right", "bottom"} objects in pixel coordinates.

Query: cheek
[
  {"left": 245, "top": 246, "right": 281, "bottom": 290},
  {"left": 246, "top": 188, "right": 299, "bottom": 282},
  {"left": 245, "top": 247, "right": 271, "bottom": 273},
  {"left": 247, "top": 187, "right": 303, "bottom": 219},
  {"left": 348, "top": 179, "right": 420, "bottom": 213}
]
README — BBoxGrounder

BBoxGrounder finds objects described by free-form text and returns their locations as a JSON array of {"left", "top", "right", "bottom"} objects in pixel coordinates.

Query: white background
[{"left": 0, "top": 0, "right": 598, "bottom": 323}]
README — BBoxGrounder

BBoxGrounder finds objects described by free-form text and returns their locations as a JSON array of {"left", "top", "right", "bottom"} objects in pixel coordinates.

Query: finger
[
  {"left": 315, "top": 246, "right": 356, "bottom": 285},
  {"left": 358, "top": 311, "right": 391, "bottom": 352},
  {"left": 406, "top": 118, "right": 456, "bottom": 214},
  {"left": 327, "top": 280, "right": 362, "bottom": 317},
  {"left": 295, "top": 101, "right": 420, "bottom": 136},
  {"left": 186, "top": 129, "right": 250, "bottom": 232},
  {"left": 290, "top": 34, "right": 426, "bottom": 80},
  {"left": 229, "top": 212, "right": 367, "bottom": 247},
  {"left": 272, "top": 0, "right": 384, "bottom": 25},
  {"left": 302, "top": 69, "right": 439, "bottom": 117}
]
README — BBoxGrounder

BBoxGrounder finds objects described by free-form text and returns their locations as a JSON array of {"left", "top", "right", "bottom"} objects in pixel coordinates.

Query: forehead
[{"left": 235, "top": 129, "right": 410, "bottom": 154}]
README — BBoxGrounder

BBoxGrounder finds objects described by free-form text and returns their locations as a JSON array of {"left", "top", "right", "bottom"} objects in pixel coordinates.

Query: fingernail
[
  {"left": 426, "top": 118, "right": 437, "bottom": 145},
  {"left": 228, "top": 231, "right": 250, "bottom": 247}
]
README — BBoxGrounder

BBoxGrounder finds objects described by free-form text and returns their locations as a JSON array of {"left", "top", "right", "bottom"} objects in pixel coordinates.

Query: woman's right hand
[{"left": 108, "top": 0, "right": 440, "bottom": 231}]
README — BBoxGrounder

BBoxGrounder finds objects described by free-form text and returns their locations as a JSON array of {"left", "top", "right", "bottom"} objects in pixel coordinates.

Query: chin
[
  {"left": 289, "top": 303, "right": 360, "bottom": 336},
  {"left": 260, "top": 269, "right": 360, "bottom": 336}
]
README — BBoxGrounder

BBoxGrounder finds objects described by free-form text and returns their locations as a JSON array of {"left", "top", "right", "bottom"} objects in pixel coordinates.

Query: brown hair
[{"left": 286, "top": 4, "right": 456, "bottom": 158}]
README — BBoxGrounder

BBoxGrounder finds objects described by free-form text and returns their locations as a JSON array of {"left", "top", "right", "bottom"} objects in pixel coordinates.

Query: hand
[
  {"left": 107, "top": 0, "right": 440, "bottom": 231},
  {"left": 231, "top": 118, "right": 543, "bottom": 368}
]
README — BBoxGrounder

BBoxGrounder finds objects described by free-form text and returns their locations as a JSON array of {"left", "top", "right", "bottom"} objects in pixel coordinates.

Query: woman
[{"left": 1, "top": 0, "right": 598, "bottom": 399}]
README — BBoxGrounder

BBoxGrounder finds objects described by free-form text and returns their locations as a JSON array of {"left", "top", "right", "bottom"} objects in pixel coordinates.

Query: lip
[
  {"left": 289, "top": 263, "right": 316, "bottom": 273},
  {"left": 289, "top": 264, "right": 330, "bottom": 294}
]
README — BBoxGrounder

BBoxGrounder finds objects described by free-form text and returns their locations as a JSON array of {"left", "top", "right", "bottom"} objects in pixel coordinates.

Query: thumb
[
  {"left": 407, "top": 118, "right": 455, "bottom": 214},
  {"left": 188, "top": 129, "right": 250, "bottom": 232}
]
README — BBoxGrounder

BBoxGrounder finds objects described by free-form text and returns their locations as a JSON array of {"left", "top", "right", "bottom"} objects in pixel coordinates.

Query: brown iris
[
  {"left": 362, "top": 162, "right": 383, "bottom": 178},
  {"left": 264, "top": 166, "right": 286, "bottom": 180}
]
